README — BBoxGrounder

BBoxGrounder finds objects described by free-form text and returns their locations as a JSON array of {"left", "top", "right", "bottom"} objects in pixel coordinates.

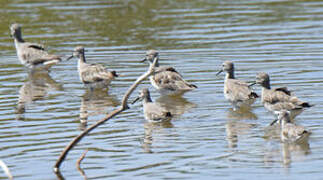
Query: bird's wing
[
  {"left": 153, "top": 68, "right": 196, "bottom": 91},
  {"left": 225, "top": 79, "right": 256, "bottom": 101},
  {"left": 269, "top": 101, "right": 303, "bottom": 112},
  {"left": 156, "top": 66, "right": 181, "bottom": 75},
  {"left": 263, "top": 89, "right": 292, "bottom": 104},
  {"left": 81, "top": 64, "right": 112, "bottom": 83},
  {"left": 283, "top": 124, "right": 308, "bottom": 142},
  {"left": 274, "top": 87, "right": 291, "bottom": 96},
  {"left": 21, "top": 42, "right": 61, "bottom": 65},
  {"left": 145, "top": 103, "right": 171, "bottom": 121},
  {"left": 27, "top": 43, "right": 46, "bottom": 51},
  {"left": 263, "top": 88, "right": 308, "bottom": 110}
]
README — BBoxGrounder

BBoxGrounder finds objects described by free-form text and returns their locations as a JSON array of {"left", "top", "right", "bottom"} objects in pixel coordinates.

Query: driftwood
[{"left": 53, "top": 57, "right": 158, "bottom": 172}]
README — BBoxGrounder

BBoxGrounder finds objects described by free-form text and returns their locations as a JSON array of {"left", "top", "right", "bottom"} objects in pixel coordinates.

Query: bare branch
[
  {"left": 76, "top": 149, "right": 88, "bottom": 169},
  {"left": 77, "top": 149, "right": 88, "bottom": 180},
  {"left": 53, "top": 57, "right": 157, "bottom": 172},
  {"left": 0, "top": 160, "right": 13, "bottom": 180},
  {"left": 121, "top": 57, "right": 158, "bottom": 109}
]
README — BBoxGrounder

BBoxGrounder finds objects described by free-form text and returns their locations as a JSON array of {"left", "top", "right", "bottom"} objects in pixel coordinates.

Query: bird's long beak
[
  {"left": 216, "top": 69, "right": 223, "bottom": 76},
  {"left": 65, "top": 55, "right": 74, "bottom": 61},
  {"left": 248, "top": 82, "right": 256, "bottom": 87},
  {"left": 132, "top": 97, "right": 141, "bottom": 104},
  {"left": 270, "top": 119, "right": 279, "bottom": 126},
  {"left": 141, "top": 58, "right": 147, "bottom": 62}
]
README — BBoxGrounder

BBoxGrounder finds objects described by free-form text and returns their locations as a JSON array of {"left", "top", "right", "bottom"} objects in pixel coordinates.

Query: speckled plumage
[
  {"left": 217, "top": 61, "right": 258, "bottom": 110},
  {"left": 143, "top": 50, "right": 197, "bottom": 96},
  {"left": 278, "top": 111, "right": 311, "bottom": 144},
  {"left": 256, "top": 72, "right": 312, "bottom": 118},
  {"left": 133, "top": 88, "right": 172, "bottom": 122},
  {"left": 68, "top": 46, "right": 118, "bottom": 89}
]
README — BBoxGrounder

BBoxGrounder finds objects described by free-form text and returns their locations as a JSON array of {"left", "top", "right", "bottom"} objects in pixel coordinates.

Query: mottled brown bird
[
  {"left": 142, "top": 50, "right": 197, "bottom": 96},
  {"left": 255, "top": 72, "right": 312, "bottom": 119},
  {"left": 278, "top": 110, "right": 311, "bottom": 144},
  {"left": 132, "top": 88, "right": 172, "bottom": 122},
  {"left": 67, "top": 46, "right": 118, "bottom": 89},
  {"left": 216, "top": 61, "right": 258, "bottom": 110}
]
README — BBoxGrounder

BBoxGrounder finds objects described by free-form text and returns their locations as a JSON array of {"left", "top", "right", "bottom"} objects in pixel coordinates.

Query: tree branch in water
[{"left": 53, "top": 57, "right": 158, "bottom": 172}]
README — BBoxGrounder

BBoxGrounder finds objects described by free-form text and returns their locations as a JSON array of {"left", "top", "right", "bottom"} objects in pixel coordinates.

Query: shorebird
[
  {"left": 216, "top": 61, "right": 258, "bottom": 110},
  {"left": 278, "top": 110, "right": 311, "bottom": 144},
  {"left": 132, "top": 88, "right": 172, "bottom": 122},
  {"left": 254, "top": 72, "right": 312, "bottom": 119},
  {"left": 67, "top": 46, "right": 118, "bottom": 90},
  {"left": 141, "top": 50, "right": 197, "bottom": 96},
  {"left": 10, "top": 23, "right": 62, "bottom": 70}
]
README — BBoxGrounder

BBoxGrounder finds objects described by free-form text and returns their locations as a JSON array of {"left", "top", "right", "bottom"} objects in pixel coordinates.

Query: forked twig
[
  {"left": 53, "top": 57, "right": 157, "bottom": 172},
  {"left": 76, "top": 149, "right": 88, "bottom": 169},
  {"left": 77, "top": 149, "right": 88, "bottom": 180}
]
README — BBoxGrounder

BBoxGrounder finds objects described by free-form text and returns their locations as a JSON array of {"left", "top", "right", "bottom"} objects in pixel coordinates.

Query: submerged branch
[{"left": 53, "top": 57, "right": 157, "bottom": 172}]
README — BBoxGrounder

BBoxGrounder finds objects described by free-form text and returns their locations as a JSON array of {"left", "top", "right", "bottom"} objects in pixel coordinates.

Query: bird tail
[
  {"left": 301, "top": 102, "right": 313, "bottom": 108},
  {"left": 166, "top": 112, "right": 172, "bottom": 117},
  {"left": 189, "top": 84, "right": 198, "bottom": 88},
  {"left": 111, "top": 71, "right": 118, "bottom": 77},
  {"left": 249, "top": 92, "right": 259, "bottom": 98}
]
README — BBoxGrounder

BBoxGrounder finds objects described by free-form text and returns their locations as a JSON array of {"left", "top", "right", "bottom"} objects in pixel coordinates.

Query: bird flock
[{"left": 10, "top": 23, "right": 313, "bottom": 145}]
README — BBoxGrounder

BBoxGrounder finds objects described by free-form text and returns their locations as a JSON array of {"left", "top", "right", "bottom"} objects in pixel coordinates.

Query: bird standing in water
[
  {"left": 67, "top": 46, "right": 118, "bottom": 90},
  {"left": 216, "top": 61, "right": 258, "bottom": 110},
  {"left": 278, "top": 110, "right": 311, "bottom": 144},
  {"left": 254, "top": 72, "right": 312, "bottom": 120},
  {"left": 132, "top": 88, "right": 172, "bottom": 122},
  {"left": 10, "top": 23, "right": 62, "bottom": 71},
  {"left": 141, "top": 50, "right": 197, "bottom": 96}
]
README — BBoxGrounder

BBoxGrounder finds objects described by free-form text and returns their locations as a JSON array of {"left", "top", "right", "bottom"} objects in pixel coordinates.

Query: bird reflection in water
[
  {"left": 225, "top": 120, "right": 256, "bottom": 148},
  {"left": 16, "top": 70, "right": 63, "bottom": 119},
  {"left": 134, "top": 93, "right": 192, "bottom": 153},
  {"left": 226, "top": 105, "right": 258, "bottom": 120},
  {"left": 155, "top": 95, "right": 197, "bottom": 117},
  {"left": 281, "top": 142, "right": 311, "bottom": 167},
  {"left": 141, "top": 120, "right": 173, "bottom": 153},
  {"left": 263, "top": 139, "right": 311, "bottom": 168},
  {"left": 279, "top": 112, "right": 311, "bottom": 168},
  {"left": 281, "top": 141, "right": 310, "bottom": 168},
  {"left": 225, "top": 106, "right": 257, "bottom": 148},
  {"left": 140, "top": 95, "right": 195, "bottom": 153},
  {"left": 79, "top": 89, "right": 120, "bottom": 130}
]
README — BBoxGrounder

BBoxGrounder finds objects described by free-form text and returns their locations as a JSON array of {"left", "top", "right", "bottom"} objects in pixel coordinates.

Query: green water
[{"left": 0, "top": 0, "right": 322, "bottom": 179}]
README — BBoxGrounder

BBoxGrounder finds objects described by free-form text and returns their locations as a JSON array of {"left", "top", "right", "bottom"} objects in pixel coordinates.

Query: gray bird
[
  {"left": 10, "top": 23, "right": 62, "bottom": 70},
  {"left": 132, "top": 88, "right": 172, "bottom": 122},
  {"left": 254, "top": 72, "right": 312, "bottom": 119},
  {"left": 67, "top": 46, "right": 118, "bottom": 90},
  {"left": 141, "top": 50, "right": 197, "bottom": 96},
  {"left": 278, "top": 110, "right": 311, "bottom": 144},
  {"left": 216, "top": 61, "right": 258, "bottom": 110}
]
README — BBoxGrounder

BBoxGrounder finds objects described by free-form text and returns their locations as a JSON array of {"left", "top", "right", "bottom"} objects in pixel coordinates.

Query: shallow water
[{"left": 0, "top": 0, "right": 323, "bottom": 179}]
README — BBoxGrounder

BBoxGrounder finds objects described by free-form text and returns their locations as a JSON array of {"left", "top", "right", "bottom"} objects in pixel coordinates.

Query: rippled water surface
[{"left": 0, "top": 0, "right": 323, "bottom": 179}]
